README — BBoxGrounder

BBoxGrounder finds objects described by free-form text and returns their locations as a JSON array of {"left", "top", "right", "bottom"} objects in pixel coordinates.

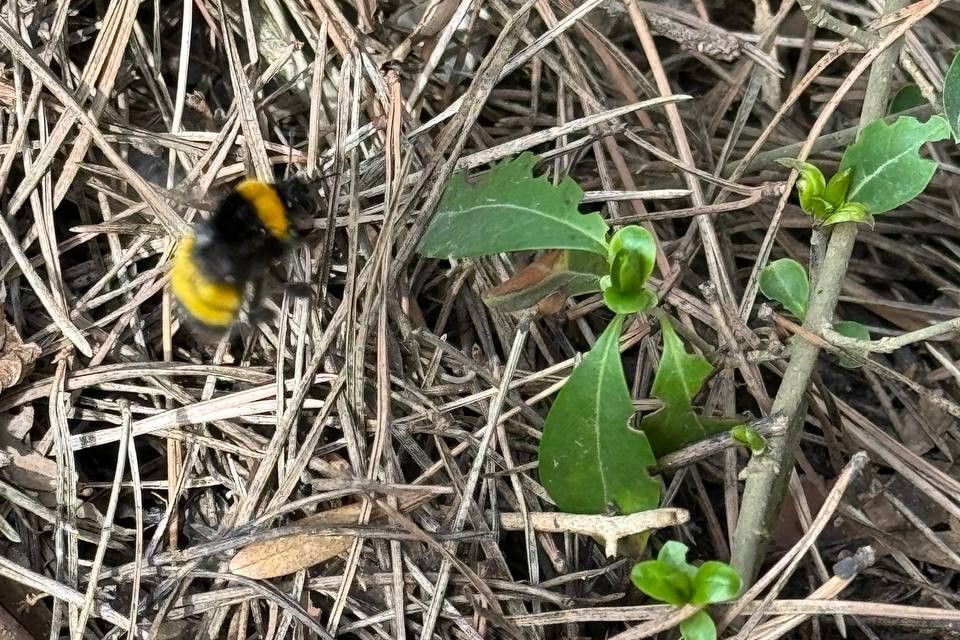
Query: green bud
[
  {"left": 807, "top": 196, "right": 834, "bottom": 220},
  {"left": 823, "top": 167, "right": 853, "bottom": 207},
  {"left": 778, "top": 158, "right": 828, "bottom": 218},
  {"left": 607, "top": 226, "right": 655, "bottom": 290},
  {"left": 730, "top": 425, "right": 766, "bottom": 455}
]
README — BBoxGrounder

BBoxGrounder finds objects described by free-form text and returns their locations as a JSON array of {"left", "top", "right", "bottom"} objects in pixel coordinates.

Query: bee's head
[{"left": 275, "top": 176, "right": 320, "bottom": 236}]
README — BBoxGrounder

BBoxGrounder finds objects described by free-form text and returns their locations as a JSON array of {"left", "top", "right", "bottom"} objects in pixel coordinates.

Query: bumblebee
[{"left": 170, "top": 178, "right": 313, "bottom": 333}]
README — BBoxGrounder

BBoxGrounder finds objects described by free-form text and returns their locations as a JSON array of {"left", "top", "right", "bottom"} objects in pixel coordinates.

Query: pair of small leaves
[
  {"left": 730, "top": 424, "right": 766, "bottom": 455},
  {"left": 601, "top": 226, "right": 658, "bottom": 314},
  {"left": 631, "top": 541, "right": 742, "bottom": 640},
  {"left": 777, "top": 159, "right": 870, "bottom": 228},
  {"left": 640, "top": 319, "right": 735, "bottom": 457},
  {"left": 538, "top": 315, "right": 660, "bottom": 515}
]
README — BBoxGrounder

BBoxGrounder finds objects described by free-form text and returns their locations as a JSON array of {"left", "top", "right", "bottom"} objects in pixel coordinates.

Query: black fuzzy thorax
[{"left": 191, "top": 190, "right": 286, "bottom": 286}]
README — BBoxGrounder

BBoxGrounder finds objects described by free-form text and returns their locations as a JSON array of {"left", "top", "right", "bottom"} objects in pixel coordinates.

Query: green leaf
[
  {"left": 833, "top": 320, "right": 871, "bottom": 369},
  {"left": 730, "top": 424, "right": 766, "bottom": 455},
  {"left": 889, "top": 85, "right": 925, "bottom": 115},
  {"left": 805, "top": 195, "right": 834, "bottom": 220},
  {"left": 839, "top": 116, "right": 950, "bottom": 214},
  {"left": 418, "top": 152, "right": 609, "bottom": 258},
  {"left": 601, "top": 226, "right": 658, "bottom": 314},
  {"left": 822, "top": 168, "right": 853, "bottom": 208},
  {"left": 607, "top": 226, "right": 656, "bottom": 290},
  {"left": 692, "top": 561, "right": 742, "bottom": 605},
  {"left": 777, "top": 158, "right": 826, "bottom": 217},
  {"left": 943, "top": 51, "right": 960, "bottom": 141},
  {"left": 484, "top": 250, "right": 607, "bottom": 313},
  {"left": 821, "top": 201, "right": 874, "bottom": 228},
  {"left": 658, "top": 541, "right": 698, "bottom": 579},
  {"left": 631, "top": 560, "right": 694, "bottom": 606},
  {"left": 539, "top": 315, "right": 660, "bottom": 514},
  {"left": 758, "top": 258, "right": 809, "bottom": 320},
  {"left": 679, "top": 611, "right": 717, "bottom": 640},
  {"left": 639, "top": 319, "right": 734, "bottom": 456},
  {"left": 602, "top": 286, "right": 658, "bottom": 314}
]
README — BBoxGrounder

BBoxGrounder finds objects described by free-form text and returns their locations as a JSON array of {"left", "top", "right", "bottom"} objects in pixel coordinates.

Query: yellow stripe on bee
[
  {"left": 170, "top": 234, "right": 242, "bottom": 328},
  {"left": 235, "top": 179, "right": 290, "bottom": 240}
]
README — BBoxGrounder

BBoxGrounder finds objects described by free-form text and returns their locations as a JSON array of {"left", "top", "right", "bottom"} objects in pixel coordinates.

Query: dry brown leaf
[
  {"left": 0, "top": 319, "right": 40, "bottom": 393},
  {"left": 388, "top": 0, "right": 460, "bottom": 61},
  {"left": 0, "top": 407, "right": 34, "bottom": 441},
  {"left": 229, "top": 503, "right": 364, "bottom": 579},
  {"left": 0, "top": 448, "right": 58, "bottom": 493}
]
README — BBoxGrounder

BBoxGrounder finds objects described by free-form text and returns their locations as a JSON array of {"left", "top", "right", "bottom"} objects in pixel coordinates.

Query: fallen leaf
[
  {"left": 484, "top": 250, "right": 606, "bottom": 314},
  {"left": 388, "top": 0, "right": 460, "bottom": 61},
  {"left": 0, "top": 407, "right": 34, "bottom": 441},
  {"left": 229, "top": 503, "right": 364, "bottom": 579},
  {"left": 0, "top": 318, "right": 40, "bottom": 393}
]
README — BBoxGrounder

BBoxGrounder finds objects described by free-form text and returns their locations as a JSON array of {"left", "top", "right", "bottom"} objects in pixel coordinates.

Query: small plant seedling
[
  {"left": 639, "top": 319, "right": 735, "bottom": 457},
  {"left": 730, "top": 424, "right": 766, "bottom": 455},
  {"left": 759, "top": 258, "right": 809, "bottom": 321},
  {"left": 418, "top": 153, "right": 734, "bottom": 536},
  {"left": 631, "top": 541, "right": 742, "bottom": 640},
  {"left": 779, "top": 114, "right": 948, "bottom": 228}
]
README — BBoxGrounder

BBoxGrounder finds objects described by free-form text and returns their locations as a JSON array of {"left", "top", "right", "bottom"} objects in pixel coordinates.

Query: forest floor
[{"left": 1, "top": 0, "right": 960, "bottom": 639}]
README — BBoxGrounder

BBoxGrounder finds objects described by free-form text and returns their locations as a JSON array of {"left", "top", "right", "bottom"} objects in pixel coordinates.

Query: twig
[
  {"left": 798, "top": 0, "right": 880, "bottom": 47},
  {"left": 819, "top": 316, "right": 960, "bottom": 354},
  {"left": 498, "top": 508, "right": 689, "bottom": 557}
]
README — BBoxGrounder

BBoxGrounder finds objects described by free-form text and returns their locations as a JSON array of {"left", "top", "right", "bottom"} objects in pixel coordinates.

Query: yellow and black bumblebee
[{"left": 170, "top": 178, "right": 314, "bottom": 333}]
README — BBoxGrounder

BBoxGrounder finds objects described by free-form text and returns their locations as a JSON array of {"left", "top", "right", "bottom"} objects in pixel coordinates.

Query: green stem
[{"left": 730, "top": 0, "right": 910, "bottom": 583}]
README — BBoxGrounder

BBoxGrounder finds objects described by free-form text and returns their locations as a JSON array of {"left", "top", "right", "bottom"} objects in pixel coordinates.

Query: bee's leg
[
  {"left": 246, "top": 275, "right": 274, "bottom": 324},
  {"left": 268, "top": 263, "right": 313, "bottom": 301}
]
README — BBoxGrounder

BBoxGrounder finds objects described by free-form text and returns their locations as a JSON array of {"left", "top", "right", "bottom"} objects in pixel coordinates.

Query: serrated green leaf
[
  {"left": 943, "top": 51, "right": 960, "bottom": 141},
  {"left": 418, "top": 152, "right": 609, "bottom": 258},
  {"left": 833, "top": 320, "right": 871, "bottom": 369},
  {"left": 839, "top": 116, "right": 950, "bottom": 214},
  {"left": 539, "top": 315, "right": 659, "bottom": 514},
  {"left": 631, "top": 560, "right": 694, "bottom": 606},
  {"left": 679, "top": 611, "right": 717, "bottom": 640},
  {"left": 822, "top": 168, "right": 853, "bottom": 207},
  {"left": 821, "top": 201, "right": 873, "bottom": 228},
  {"left": 691, "top": 561, "right": 742, "bottom": 605},
  {"left": 890, "top": 85, "right": 925, "bottom": 115},
  {"left": 759, "top": 258, "right": 809, "bottom": 320},
  {"left": 484, "top": 250, "right": 607, "bottom": 313},
  {"left": 730, "top": 425, "right": 766, "bottom": 455},
  {"left": 639, "top": 319, "right": 734, "bottom": 456}
]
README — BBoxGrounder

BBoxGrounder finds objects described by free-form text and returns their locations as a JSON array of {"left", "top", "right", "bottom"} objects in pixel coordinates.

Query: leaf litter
[{"left": 1, "top": 1, "right": 960, "bottom": 639}]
